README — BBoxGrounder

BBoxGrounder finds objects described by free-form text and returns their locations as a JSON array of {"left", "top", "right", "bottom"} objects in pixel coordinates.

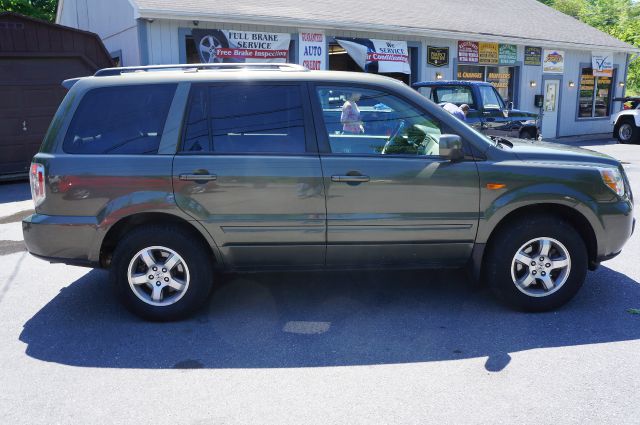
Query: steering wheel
[{"left": 381, "top": 120, "right": 406, "bottom": 155}]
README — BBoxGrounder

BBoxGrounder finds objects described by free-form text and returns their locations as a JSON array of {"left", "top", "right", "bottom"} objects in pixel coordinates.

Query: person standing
[
  {"left": 442, "top": 102, "right": 469, "bottom": 122},
  {"left": 341, "top": 92, "right": 365, "bottom": 134}
]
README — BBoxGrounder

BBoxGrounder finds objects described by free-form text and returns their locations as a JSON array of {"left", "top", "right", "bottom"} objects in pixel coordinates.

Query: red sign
[
  {"left": 214, "top": 47, "right": 289, "bottom": 60},
  {"left": 458, "top": 41, "right": 479, "bottom": 63}
]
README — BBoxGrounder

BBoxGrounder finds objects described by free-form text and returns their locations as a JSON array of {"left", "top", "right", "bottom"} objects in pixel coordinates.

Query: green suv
[{"left": 23, "top": 64, "right": 634, "bottom": 321}]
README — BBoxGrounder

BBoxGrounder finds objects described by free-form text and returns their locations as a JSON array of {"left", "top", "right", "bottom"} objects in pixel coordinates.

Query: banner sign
[
  {"left": 298, "top": 30, "right": 325, "bottom": 70},
  {"left": 335, "top": 38, "right": 410, "bottom": 74},
  {"left": 427, "top": 46, "right": 449, "bottom": 67},
  {"left": 479, "top": 42, "right": 499, "bottom": 64},
  {"left": 543, "top": 49, "right": 565, "bottom": 73},
  {"left": 499, "top": 44, "right": 517, "bottom": 65},
  {"left": 592, "top": 51, "right": 613, "bottom": 77},
  {"left": 193, "top": 29, "right": 291, "bottom": 63},
  {"left": 524, "top": 46, "right": 542, "bottom": 66},
  {"left": 458, "top": 41, "right": 479, "bottom": 63}
]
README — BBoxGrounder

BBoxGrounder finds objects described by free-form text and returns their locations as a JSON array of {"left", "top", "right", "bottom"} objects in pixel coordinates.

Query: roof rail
[{"left": 94, "top": 63, "right": 308, "bottom": 77}]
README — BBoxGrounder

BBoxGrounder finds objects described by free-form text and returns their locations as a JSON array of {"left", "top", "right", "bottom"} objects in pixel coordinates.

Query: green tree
[
  {"left": 0, "top": 0, "right": 58, "bottom": 22},
  {"left": 540, "top": 0, "right": 640, "bottom": 95}
]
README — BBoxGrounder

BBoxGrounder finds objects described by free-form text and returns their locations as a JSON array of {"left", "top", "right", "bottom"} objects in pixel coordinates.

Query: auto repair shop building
[{"left": 56, "top": 0, "right": 639, "bottom": 139}]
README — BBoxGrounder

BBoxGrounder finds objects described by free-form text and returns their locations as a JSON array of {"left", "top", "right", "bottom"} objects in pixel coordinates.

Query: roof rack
[{"left": 94, "top": 63, "right": 308, "bottom": 77}]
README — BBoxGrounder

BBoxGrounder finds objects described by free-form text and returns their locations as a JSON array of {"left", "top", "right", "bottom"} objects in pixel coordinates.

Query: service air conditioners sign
[
  {"left": 298, "top": 30, "right": 326, "bottom": 70},
  {"left": 592, "top": 52, "right": 613, "bottom": 77},
  {"left": 335, "top": 38, "right": 410, "bottom": 74},
  {"left": 543, "top": 49, "right": 565, "bottom": 73},
  {"left": 193, "top": 29, "right": 291, "bottom": 63}
]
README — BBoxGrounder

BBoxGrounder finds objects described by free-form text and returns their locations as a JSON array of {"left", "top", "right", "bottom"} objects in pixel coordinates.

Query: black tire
[
  {"left": 519, "top": 128, "right": 537, "bottom": 140},
  {"left": 484, "top": 215, "right": 588, "bottom": 312},
  {"left": 110, "top": 224, "right": 214, "bottom": 321},
  {"left": 615, "top": 118, "right": 639, "bottom": 144}
]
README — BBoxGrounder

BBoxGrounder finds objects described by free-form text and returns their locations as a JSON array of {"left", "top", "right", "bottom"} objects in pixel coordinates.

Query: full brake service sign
[{"left": 193, "top": 29, "right": 291, "bottom": 63}]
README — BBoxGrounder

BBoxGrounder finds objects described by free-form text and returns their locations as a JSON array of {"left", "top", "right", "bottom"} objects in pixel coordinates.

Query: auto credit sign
[{"left": 298, "top": 30, "right": 326, "bottom": 70}]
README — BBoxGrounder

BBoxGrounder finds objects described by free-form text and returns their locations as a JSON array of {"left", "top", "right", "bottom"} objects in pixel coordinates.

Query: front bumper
[
  {"left": 22, "top": 214, "right": 100, "bottom": 267},
  {"left": 596, "top": 199, "right": 634, "bottom": 263}
]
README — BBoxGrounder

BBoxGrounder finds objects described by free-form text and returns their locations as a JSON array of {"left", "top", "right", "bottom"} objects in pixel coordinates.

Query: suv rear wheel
[
  {"left": 484, "top": 216, "right": 588, "bottom": 311},
  {"left": 110, "top": 225, "right": 214, "bottom": 321}
]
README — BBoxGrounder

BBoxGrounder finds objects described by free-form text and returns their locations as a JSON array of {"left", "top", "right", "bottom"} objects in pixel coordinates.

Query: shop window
[
  {"left": 578, "top": 67, "right": 614, "bottom": 118},
  {"left": 457, "top": 65, "right": 516, "bottom": 104}
]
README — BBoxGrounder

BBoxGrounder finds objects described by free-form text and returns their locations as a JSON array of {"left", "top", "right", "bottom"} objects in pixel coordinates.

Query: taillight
[{"left": 30, "top": 163, "right": 46, "bottom": 208}]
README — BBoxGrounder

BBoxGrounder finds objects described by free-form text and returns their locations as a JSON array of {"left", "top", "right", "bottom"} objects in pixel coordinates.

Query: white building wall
[
  {"left": 57, "top": 0, "right": 139, "bottom": 66},
  {"left": 120, "top": 17, "right": 633, "bottom": 137}
]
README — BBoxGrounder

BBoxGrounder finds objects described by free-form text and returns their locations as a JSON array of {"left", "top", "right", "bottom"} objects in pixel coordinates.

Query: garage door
[{"left": 0, "top": 57, "right": 92, "bottom": 176}]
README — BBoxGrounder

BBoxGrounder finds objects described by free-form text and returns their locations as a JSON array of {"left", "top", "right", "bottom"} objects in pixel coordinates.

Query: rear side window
[
  {"left": 181, "top": 84, "right": 306, "bottom": 154},
  {"left": 63, "top": 84, "right": 176, "bottom": 154}
]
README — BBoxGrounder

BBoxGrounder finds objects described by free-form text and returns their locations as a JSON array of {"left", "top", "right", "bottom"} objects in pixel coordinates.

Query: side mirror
[
  {"left": 439, "top": 134, "right": 464, "bottom": 161},
  {"left": 507, "top": 101, "right": 514, "bottom": 110}
]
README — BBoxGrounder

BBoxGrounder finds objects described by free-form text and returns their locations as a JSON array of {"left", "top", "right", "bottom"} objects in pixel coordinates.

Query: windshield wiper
[{"left": 488, "top": 135, "right": 513, "bottom": 148}]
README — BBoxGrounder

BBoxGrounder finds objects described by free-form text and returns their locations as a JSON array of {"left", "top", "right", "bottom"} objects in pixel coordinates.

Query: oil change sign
[
  {"left": 335, "top": 38, "right": 411, "bottom": 74},
  {"left": 193, "top": 29, "right": 291, "bottom": 63},
  {"left": 299, "top": 30, "right": 326, "bottom": 70}
]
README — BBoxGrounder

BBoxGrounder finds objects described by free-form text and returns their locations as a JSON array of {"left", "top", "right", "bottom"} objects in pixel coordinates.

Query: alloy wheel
[
  {"left": 127, "top": 246, "right": 190, "bottom": 307},
  {"left": 510, "top": 237, "right": 571, "bottom": 297}
]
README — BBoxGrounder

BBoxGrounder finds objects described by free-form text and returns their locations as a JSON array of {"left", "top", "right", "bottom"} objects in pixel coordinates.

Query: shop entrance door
[{"left": 541, "top": 79, "right": 560, "bottom": 139}]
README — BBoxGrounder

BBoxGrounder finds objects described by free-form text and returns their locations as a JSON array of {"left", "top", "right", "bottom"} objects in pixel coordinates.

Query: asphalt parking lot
[{"left": 1, "top": 139, "right": 639, "bottom": 424}]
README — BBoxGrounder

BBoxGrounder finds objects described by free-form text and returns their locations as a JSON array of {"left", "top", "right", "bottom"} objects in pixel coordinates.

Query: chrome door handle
[
  {"left": 179, "top": 173, "right": 217, "bottom": 181},
  {"left": 331, "top": 175, "right": 370, "bottom": 183}
]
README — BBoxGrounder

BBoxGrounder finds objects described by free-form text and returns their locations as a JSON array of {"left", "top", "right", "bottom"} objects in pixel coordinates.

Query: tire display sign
[
  {"left": 543, "top": 49, "right": 565, "bottom": 74},
  {"left": 193, "top": 29, "right": 291, "bottom": 63},
  {"left": 499, "top": 44, "right": 517, "bottom": 65},
  {"left": 335, "top": 37, "right": 410, "bottom": 74},
  {"left": 592, "top": 51, "right": 613, "bottom": 77},
  {"left": 458, "top": 41, "right": 479, "bottom": 63},
  {"left": 524, "top": 46, "right": 542, "bottom": 66},
  {"left": 298, "top": 30, "right": 326, "bottom": 70},
  {"left": 427, "top": 46, "right": 449, "bottom": 67},
  {"left": 479, "top": 42, "right": 499, "bottom": 65}
]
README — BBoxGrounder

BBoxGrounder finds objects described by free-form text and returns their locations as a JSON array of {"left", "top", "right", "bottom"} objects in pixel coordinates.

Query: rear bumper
[{"left": 22, "top": 214, "right": 100, "bottom": 267}]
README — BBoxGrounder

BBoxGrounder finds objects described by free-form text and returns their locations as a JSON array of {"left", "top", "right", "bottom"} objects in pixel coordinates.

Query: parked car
[
  {"left": 612, "top": 97, "right": 640, "bottom": 143},
  {"left": 413, "top": 80, "right": 540, "bottom": 139},
  {"left": 23, "top": 64, "right": 634, "bottom": 321}
]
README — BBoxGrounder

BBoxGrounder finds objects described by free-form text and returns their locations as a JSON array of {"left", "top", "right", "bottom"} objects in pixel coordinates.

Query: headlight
[{"left": 600, "top": 168, "right": 625, "bottom": 197}]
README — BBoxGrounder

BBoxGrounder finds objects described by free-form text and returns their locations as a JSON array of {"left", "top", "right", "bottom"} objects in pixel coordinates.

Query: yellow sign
[{"left": 479, "top": 42, "right": 499, "bottom": 65}]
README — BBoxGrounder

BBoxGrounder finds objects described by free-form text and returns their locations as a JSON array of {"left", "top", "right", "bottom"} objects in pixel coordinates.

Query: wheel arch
[
  {"left": 98, "top": 212, "right": 223, "bottom": 269},
  {"left": 471, "top": 203, "right": 598, "bottom": 282}
]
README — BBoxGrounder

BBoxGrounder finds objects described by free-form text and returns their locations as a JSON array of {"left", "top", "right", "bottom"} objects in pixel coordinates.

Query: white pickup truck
[{"left": 612, "top": 98, "right": 640, "bottom": 144}]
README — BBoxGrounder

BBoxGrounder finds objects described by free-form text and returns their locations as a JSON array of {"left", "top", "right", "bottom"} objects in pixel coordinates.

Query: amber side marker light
[{"left": 486, "top": 183, "right": 507, "bottom": 190}]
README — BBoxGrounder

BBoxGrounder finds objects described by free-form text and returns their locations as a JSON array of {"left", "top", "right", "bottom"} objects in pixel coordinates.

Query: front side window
[
  {"left": 316, "top": 86, "right": 446, "bottom": 156},
  {"left": 63, "top": 84, "right": 176, "bottom": 154},
  {"left": 181, "top": 84, "right": 306, "bottom": 154},
  {"left": 578, "top": 67, "right": 614, "bottom": 118},
  {"left": 479, "top": 85, "right": 503, "bottom": 110}
]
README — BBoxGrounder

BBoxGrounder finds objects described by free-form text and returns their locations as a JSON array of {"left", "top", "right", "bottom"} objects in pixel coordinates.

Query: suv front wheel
[
  {"left": 484, "top": 216, "right": 588, "bottom": 311},
  {"left": 110, "top": 225, "right": 214, "bottom": 321}
]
